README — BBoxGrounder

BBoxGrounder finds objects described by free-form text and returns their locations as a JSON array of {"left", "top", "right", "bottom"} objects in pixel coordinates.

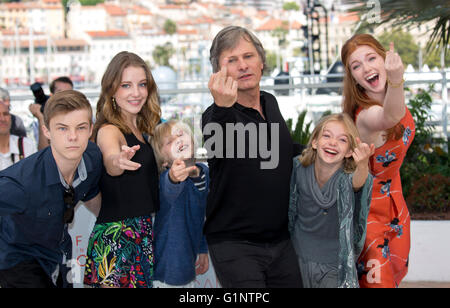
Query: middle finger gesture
[{"left": 208, "top": 57, "right": 238, "bottom": 108}]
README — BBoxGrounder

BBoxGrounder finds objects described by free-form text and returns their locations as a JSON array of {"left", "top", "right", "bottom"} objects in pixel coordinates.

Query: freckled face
[{"left": 348, "top": 45, "right": 387, "bottom": 99}]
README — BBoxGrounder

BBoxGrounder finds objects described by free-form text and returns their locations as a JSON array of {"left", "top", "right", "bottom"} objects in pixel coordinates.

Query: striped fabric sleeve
[{"left": 190, "top": 169, "right": 206, "bottom": 192}]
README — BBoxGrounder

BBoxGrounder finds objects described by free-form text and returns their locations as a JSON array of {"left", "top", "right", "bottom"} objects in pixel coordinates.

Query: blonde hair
[
  {"left": 151, "top": 119, "right": 194, "bottom": 172},
  {"left": 300, "top": 113, "right": 360, "bottom": 173},
  {"left": 93, "top": 51, "right": 161, "bottom": 141}
]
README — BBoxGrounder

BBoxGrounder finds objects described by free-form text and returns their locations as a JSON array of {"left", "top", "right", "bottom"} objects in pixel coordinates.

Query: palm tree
[
  {"left": 348, "top": 0, "right": 449, "bottom": 53},
  {"left": 271, "top": 24, "right": 289, "bottom": 71},
  {"left": 153, "top": 43, "right": 175, "bottom": 67},
  {"left": 163, "top": 19, "right": 177, "bottom": 35}
]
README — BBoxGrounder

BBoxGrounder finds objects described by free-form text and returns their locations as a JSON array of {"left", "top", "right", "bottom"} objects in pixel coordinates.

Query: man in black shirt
[{"left": 202, "top": 26, "right": 303, "bottom": 288}]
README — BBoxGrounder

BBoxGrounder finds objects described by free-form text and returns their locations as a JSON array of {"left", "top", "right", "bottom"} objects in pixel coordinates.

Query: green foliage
[
  {"left": 286, "top": 110, "right": 332, "bottom": 145},
  {"left": 264, "top": 51, "right": 278, "bottom": 76},
  {"left": 407, "top": 86, "right": 435, "bottom": 150},
  {"left": 285, "top": 118, "right": 293, "bottom": 132},
  {"left": 283, "top": 2, "right": 300, "bottom": 11},
  {"left": 271, "top": 23, "right": 289, "bottom": 48},
  {"left": 377, "top": 31, "right": 419, "bottom": 68},
  {"left": 61, "top": 0, "right": 105, "bottom": 12},
  {"left": 291, "top": 110, "right": 312, "bottom": 145},
  {"left": 349, "top": 0, "right": 450, "bottom": 54},
  {"left": 152, "top": 43, "right": 175, "bottom": 67},
  {"left": 163, "top": 19, "right": 177, "bottom": 35},
  {"left": 406, "top": 174, "right": 450, "bottom": 213},
  {"left": 401, "top": 86, "right": 450, "bottom": 214},
  {"left": 79, "top": 0, "right": 105, "bottom": 5},
  {"left": 63, "top": 0, "right": 105, "bottom": 6},
  {"left": 422, "top": 47, "right": 450, "bottom": 68},
  {"left": 320, "top": 110, "right": 332, "bottom": 118}
]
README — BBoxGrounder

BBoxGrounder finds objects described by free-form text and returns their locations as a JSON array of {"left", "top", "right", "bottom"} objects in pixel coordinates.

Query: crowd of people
[{"left": 0, "top": 26, "right": 414, "bottom": 288}]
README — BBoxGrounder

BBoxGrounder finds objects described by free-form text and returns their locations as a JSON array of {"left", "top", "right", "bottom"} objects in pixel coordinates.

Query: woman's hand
[
  {"left": 385, "top": 42, "right": 404, "bottom": 85},
  {"left": 112, "top": 145, "right": 141, "bottom": 171}
]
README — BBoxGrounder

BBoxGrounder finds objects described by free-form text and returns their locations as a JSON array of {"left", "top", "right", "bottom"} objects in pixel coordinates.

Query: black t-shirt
[
  {"left": 96, "top": 133, "right": 159, "bottom": 223},
  {"left": 202, "top": 91, "right": 302, "bottom": 244}
]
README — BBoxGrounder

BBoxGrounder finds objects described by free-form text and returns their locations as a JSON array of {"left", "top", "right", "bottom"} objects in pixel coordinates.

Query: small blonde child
[
  {"left": 151, "top": 119, "right": 209, "bottom": 288},
  {"left": 288, "top": 113, "right": 374, "bottom": 288}
]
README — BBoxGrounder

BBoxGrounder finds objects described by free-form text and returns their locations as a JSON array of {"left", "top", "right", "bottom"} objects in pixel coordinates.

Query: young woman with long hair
[
  {"left": 84, "top": 51, "right": 161, "bottom": 288},
  {"left": 341, "top": 34, "right": 415, "bottom": 288}
]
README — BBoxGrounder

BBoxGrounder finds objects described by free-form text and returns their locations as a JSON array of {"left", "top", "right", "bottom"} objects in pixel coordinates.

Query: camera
[{"left": 30, "top": 82, "right": 49, "bottom": 113}]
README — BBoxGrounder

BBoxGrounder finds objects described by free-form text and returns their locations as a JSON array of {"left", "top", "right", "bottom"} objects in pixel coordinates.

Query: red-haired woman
[{"left": 341, "top": 34, "right": 415, "bottom": 288}]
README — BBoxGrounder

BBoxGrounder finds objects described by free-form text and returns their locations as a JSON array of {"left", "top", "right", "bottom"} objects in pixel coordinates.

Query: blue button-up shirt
[{"left": 0, "top": 141, "right": 102, "bottom": 280}]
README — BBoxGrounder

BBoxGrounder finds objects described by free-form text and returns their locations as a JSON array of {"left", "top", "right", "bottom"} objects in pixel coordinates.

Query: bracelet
[{"left": 387, "top": 78, "right": 405, "bottom": 88}]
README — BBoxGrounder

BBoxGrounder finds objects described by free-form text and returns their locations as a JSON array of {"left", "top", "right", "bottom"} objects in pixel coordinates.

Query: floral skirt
[{"left": 84, "top": 215, "right": 154, "bottom": 288}]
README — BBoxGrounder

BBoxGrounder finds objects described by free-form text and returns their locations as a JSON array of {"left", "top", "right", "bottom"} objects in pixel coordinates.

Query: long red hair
[{"left": 341, "top": 34, "right": 403, "bottom": 140}]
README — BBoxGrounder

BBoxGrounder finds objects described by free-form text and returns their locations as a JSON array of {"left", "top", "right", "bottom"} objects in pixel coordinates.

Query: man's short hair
[
  {"left": 209, "top": 26, "right": 266, "bottom": 73},
  {"left": 49, "top": 76, "right": 74, "bottom": 94},
  {"left": 0, "top": 87, "right": 10, "bottom": 102},
  {"left": 43, "top": 90, "right": 92, "bottom": 128}
]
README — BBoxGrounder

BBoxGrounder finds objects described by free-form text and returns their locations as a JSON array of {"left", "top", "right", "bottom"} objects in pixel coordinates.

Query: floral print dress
[
  {"left": 356, "top": 107, "right": 415, "bottom": 288},
  {"left": 84, "top": 216, "right": 154, "bottom": 288}
]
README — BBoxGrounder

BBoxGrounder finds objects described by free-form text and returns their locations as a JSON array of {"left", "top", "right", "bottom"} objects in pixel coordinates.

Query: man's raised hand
[{"left": 208, "top": 57, "right": 238, "bottom": 108}]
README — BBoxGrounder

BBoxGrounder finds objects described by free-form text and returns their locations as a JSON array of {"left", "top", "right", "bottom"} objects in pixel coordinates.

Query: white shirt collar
[{"left": 58, "top": 157, "right": 87, "bottom": 189}]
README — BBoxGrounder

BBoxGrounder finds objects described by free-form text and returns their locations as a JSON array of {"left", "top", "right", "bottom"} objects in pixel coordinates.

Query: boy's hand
[
  {"left": 352, "top": 137, "right": 375, "bottom": 167},
  {"left": 168, "top": 159, "right": 198, "bottom": 183},
  {"left": 195, "top": 253, "right": 209, "bottom": 275}
]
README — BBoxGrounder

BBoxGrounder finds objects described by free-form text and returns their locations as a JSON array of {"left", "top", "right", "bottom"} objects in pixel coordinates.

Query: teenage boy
[
  {"left": 0, "top": 90, "right": 102, "bottom": 288},
  {"left": 0, "top": 87, "right": 26, "bottom": 138},
  {"left": 0, "top": 101, "right": 36, "bottom": 171}
]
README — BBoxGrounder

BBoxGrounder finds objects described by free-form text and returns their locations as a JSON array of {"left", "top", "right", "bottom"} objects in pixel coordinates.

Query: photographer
[
  {"left": 0, "top": 101, "right": 36, "bottom": 171},
  {"left": 50, "top": 77, "right": 73, "bottom": 94},
  {"left": 29, "top": 77, "right": 74, "bottom": 150},
  {"left": 0, "top": 88, "right": 26, "bottom": 138}
]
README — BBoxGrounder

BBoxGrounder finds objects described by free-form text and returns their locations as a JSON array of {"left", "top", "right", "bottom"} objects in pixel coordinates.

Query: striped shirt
[{"left": 190, "top": 168, "right": 207, "bottom": 191}]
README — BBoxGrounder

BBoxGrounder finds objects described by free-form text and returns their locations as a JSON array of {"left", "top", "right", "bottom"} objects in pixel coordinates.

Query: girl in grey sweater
[{"left": 289, "top": 113, "right": 374, "bottom": 288}]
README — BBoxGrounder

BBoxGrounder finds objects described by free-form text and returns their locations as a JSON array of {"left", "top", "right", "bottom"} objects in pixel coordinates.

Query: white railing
[{"left": 9, "top": 71, "right": 450, "bottom": 142}]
